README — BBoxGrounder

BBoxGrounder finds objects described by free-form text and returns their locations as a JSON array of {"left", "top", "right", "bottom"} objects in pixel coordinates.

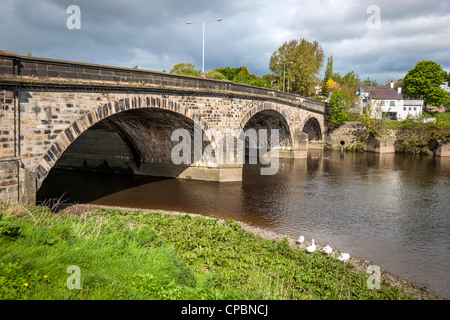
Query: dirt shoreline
[{"left": 58, "top": 203, "right": 444, "bottom": 300}]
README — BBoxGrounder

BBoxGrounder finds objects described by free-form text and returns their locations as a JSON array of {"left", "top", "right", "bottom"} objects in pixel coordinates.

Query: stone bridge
[{"left": 0, "top": 50, "right": 326, "bottom": 204}]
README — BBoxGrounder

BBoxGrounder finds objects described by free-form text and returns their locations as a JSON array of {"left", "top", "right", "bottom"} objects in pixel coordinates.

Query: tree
[
  {"left": 403, "top": 60, "right": 447, "bottom": 107},
  {"left": 170, "top": 63, "right": 201, "bottom": 77},
  {"left": 321, "top": 56, "right": 333, "bottom": 96},
  {"left": 326, "top": 78, "right": 339, "bottom": 93},
  {"left": 269, "top": 38, "right": 324, "bottom": 95},
  {"left": 362, "top": 77, "right": 378, "bottom": 86},
  {"left": 204, "top": 70, "right": 227, "bottom": 80},
  {"left": 326, "top": 90, "right": 351, "bottom": 127},
  {"left": 262, "top": 74, "right": 278, "bottom": 88},
  {"left": 360, "top": 99, "right": 387, "bottom": 137},
  {"left": 233, "top": 66, "right": 251, "bottom": 83},
  {"left": 341, "top": 71, "right": 359, "bottom": 91},
  {"left": 215, "top": 67, "right": 243, "bottom": 81}
]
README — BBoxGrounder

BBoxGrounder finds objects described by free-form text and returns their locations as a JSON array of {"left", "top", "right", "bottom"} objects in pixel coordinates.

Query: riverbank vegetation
[
  {"left": 392, "top": 113, "right": 450, "bottom": 154},
  {"left": 0, "top": 203, "right": 440, "bottom": 300}
]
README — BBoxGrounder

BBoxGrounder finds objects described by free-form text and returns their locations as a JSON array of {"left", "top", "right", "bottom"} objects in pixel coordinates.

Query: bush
[
  {"left": 395, "top": 115, "right": 450, "bottom": 154},
  {"left": 326, "top": 90, "right": 352, "bottom": 127}
]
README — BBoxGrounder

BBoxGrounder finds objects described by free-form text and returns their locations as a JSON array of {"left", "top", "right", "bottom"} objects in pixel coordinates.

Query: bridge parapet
[{"left": 0, "top": 50, "right": 325, "bottom": 114}]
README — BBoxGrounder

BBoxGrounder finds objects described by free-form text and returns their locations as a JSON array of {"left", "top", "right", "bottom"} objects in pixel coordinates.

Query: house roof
[{"left": 369, "top": 88, "right": 403, "bottom": 100}]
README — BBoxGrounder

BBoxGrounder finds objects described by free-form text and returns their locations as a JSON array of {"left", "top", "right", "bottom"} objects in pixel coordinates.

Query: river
[{"left": 37, "top": 150, "right": 450, "bottom": 299}]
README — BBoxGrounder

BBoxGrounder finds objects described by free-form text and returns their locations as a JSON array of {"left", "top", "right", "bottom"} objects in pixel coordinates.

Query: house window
[
  {"left": 414, "top": 107, "right": 417, "bottom": 111},
  {"left": 389, "top": 101, "right": 395, "bottom": 106},
  {"left": 409, "top": 107, "right": 411, "bottom": 111},
  {"left": 403, "top": 107, "right": 406, "bottom": 111}
]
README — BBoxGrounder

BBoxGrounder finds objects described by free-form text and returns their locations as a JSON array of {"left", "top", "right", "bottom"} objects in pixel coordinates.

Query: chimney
[
  {"left": 390, "top": 81, "right": 394, "bottom": 89},
  {"left": 397, "top": 87, "right": 402, "bottom": 94}
]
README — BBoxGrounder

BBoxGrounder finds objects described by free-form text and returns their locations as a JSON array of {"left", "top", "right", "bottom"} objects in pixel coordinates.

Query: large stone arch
[
  {"left": 33, "top": 96, "right": 210, "bottom": 188},
  {"left": 240, "top": 109, "right": 293, "bottom": 149},
  {"left": 238, "top": 103, "right": 292, "bottom": 131},
  {"left": 239, "top": 103, "right": 294, "bottom": 145},
  {"left": 301, "top": 116, "right": 323, "bottom": 141}
]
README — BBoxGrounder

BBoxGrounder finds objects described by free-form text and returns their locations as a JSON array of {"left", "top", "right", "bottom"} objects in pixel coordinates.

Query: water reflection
[{"left": 37, "top": 151, "right": 450, "bottom": 298}]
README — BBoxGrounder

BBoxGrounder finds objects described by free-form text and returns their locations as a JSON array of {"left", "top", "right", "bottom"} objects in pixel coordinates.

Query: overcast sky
[{"left": 1, "top": 0, "right": 449, "bottom": 84}]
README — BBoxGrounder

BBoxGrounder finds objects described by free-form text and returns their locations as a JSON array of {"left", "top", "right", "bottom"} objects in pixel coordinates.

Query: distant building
[
  {"left": 359, "top": 81, "right": 424, "bottom": 121},
  {"left": 440, "top": 81, "right": 450, "bottom": 93}
]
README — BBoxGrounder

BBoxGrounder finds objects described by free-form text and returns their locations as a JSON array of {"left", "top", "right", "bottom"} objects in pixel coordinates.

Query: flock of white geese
[{"left": 296, "top": 235, "right": 350, "bottom": 263}]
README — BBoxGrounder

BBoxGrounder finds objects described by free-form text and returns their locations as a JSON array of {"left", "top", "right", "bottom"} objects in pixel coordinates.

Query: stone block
[
  {"left": 366, "top": 136, "right": 396, "bottom": 153},
  {"left": 436, "top": 142, "right": 450, "bottom": 157}
]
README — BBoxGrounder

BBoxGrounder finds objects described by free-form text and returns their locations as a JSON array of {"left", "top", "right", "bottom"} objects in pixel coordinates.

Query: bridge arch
[
  {"left": 238, "top": 104, "right": 294, "bottom": 149},
  {"left": 301, "top": 116, "right": 323, "bottom": 142},
  {"left": 33, "top": 96, "right": 210, "bottom": 188}
]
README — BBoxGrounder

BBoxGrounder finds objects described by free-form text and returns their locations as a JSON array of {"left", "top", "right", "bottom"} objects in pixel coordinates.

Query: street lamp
[
  {"left": 281, "top": 62, "right": 292, "bottom": 92},
  {"left": 186, "top": 18, "right": 222, "bottom": 78}
]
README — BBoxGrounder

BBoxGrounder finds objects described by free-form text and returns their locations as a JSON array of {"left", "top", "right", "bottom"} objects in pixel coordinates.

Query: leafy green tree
[
  {"left": 233, "top": 66, "right": 251, "bottom": 83},
  {"left": 403, "top": 60, "right": 447, "bottom": 107},
  {"left": 204, "top": 70, "right": 227, "bottom": 80},
  {"left": 341, "top": 71, "right": 359, "bottom": 90},
  {"left": 326, "top": 90, "right": 352, "bottom": 127},
  {"left": 170, "top": 63, "right": 201, "bottom": 77},
  {"left": 262, "top": 74, "right": 278, "bottom": 88},
  {"left": 215, "top": 67, "right": 243, "bottom": 81},
  {"left": 269, "top": 38, "right": 324, "bottom": 95}
]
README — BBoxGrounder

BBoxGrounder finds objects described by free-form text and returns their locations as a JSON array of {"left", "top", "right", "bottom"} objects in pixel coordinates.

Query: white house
[
  {"left": 359, "top": 82, "right": 424, "bottom": 121},
  {"left": 440, "top": 81, "right": 450, "bottom": 93}
]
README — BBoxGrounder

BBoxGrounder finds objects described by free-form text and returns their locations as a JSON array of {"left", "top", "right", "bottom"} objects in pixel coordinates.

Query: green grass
[{"left": 0, "top": 204, "right": 439, "bottom": 300}]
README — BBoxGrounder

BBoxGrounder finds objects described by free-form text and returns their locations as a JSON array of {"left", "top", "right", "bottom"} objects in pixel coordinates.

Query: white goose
[
  {"left": 305, "top": 239, "right": 316, "bottom": 253},
  {"left": 323, "top": 245, "right": 333, "bottom": 255},
  {"left": 296, "top": 235, "right": 304, "bottom": 245},
  {"left": 338, "top": 253, "right": 350, "bottom": 262}
]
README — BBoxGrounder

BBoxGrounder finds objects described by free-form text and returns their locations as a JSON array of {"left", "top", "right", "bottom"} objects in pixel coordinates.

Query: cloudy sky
[{"left": 1, "top": 0, "right": 449, "bottom": 84}]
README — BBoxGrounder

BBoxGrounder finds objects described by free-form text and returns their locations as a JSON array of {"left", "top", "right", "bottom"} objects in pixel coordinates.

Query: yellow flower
[
  {"left": 44, "top": 275, "right": 48, "bottom": 278},
  {"left": 24, "top": 283, "right": 29, "bottom": 287}
]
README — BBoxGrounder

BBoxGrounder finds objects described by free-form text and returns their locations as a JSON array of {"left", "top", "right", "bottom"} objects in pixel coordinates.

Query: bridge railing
[{"left": 0, "top": 50, "right": 325, "bottom": 113}]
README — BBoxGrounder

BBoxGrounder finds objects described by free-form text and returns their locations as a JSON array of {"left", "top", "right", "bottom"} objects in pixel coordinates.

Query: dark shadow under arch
[{"left": 302, "top": 117, "right": 322, "bottom": 141}]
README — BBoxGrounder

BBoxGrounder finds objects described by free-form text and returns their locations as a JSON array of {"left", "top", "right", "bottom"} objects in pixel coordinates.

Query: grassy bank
[{"left": 0, "top": 204, "right": 440, "bottom": 300}]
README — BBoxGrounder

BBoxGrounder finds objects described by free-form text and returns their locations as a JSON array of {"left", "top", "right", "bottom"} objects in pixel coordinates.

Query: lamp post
[
  {"left": 186, "top": 18, "right": 222, "bottom": 78},
  {"left": 281, "top": 62, "right": 292, "bottom": 92}
]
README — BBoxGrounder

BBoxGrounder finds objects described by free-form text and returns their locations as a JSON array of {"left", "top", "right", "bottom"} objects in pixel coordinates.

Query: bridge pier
[{"left": 278, "top": 131, "right": 309, "bottom": 159}]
